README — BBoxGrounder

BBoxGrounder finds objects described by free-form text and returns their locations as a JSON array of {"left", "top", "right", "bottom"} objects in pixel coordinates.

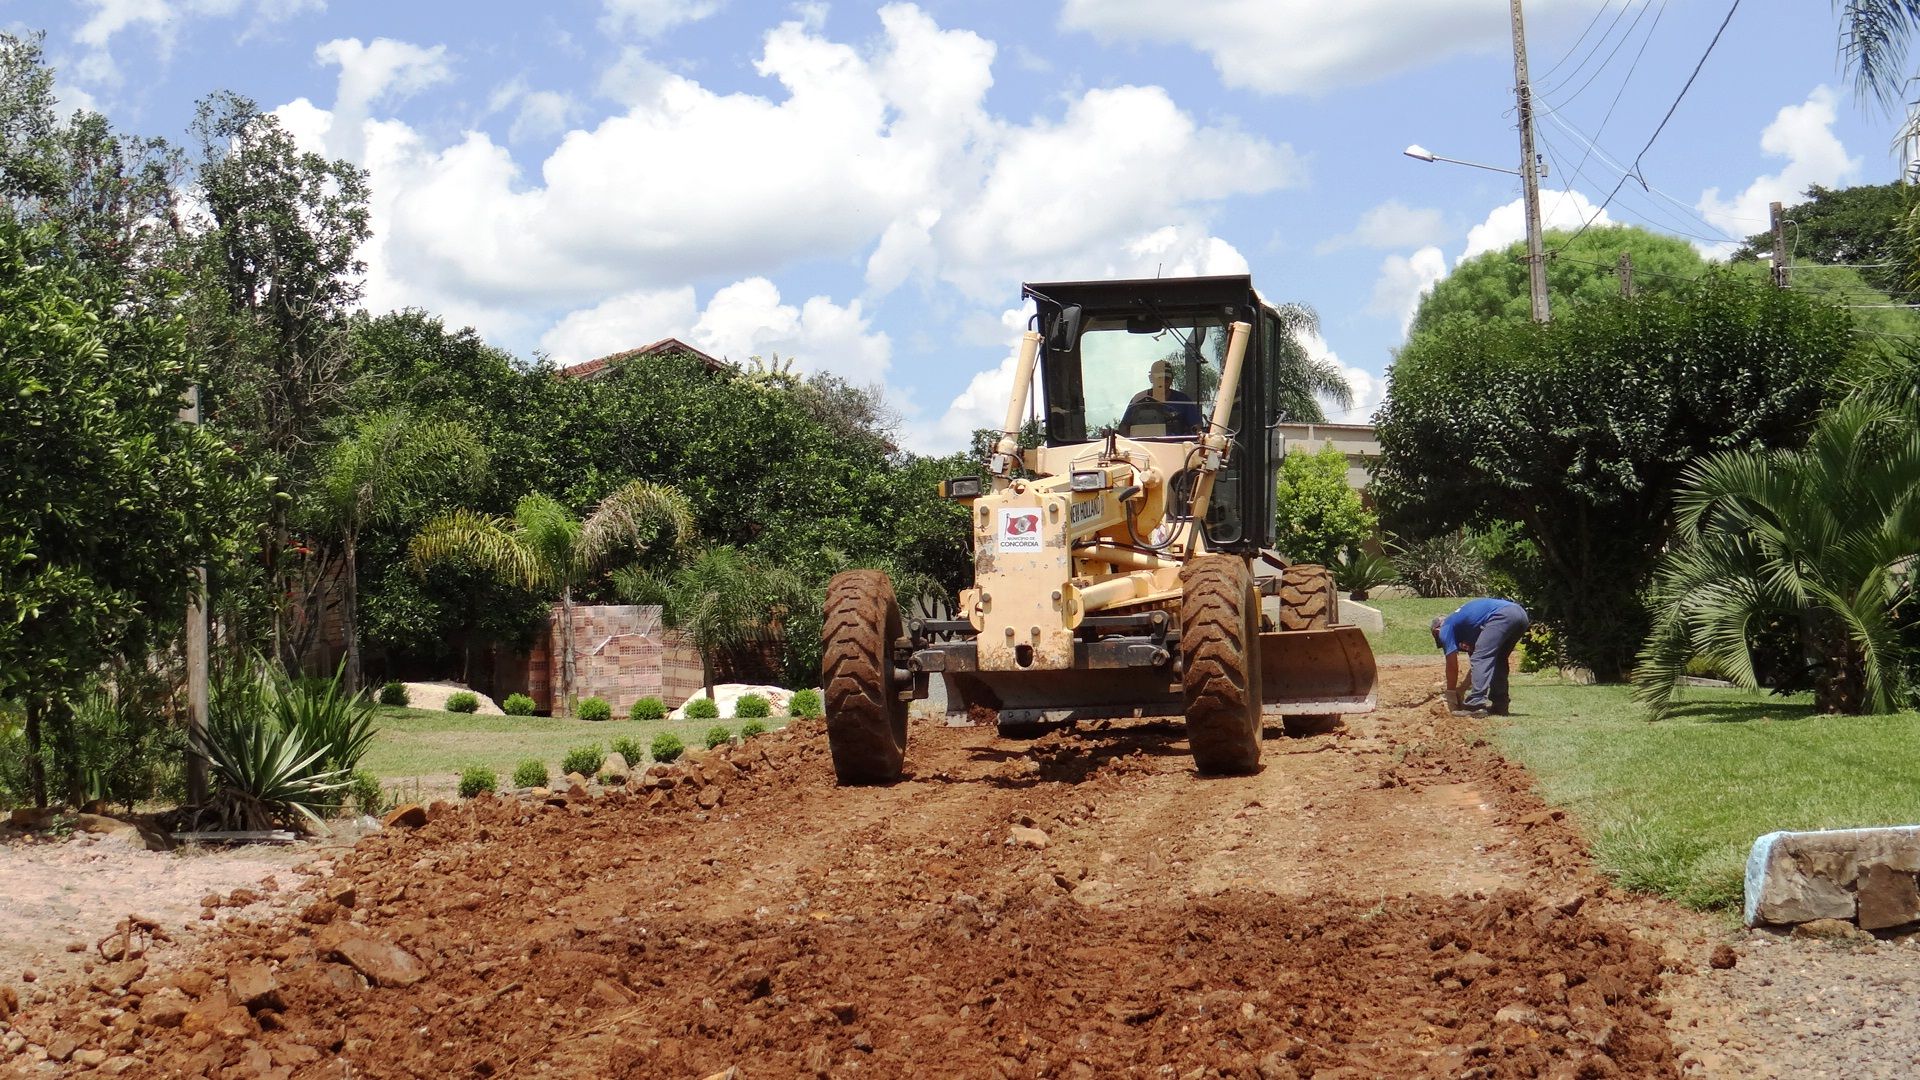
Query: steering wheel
[{"left": 1120, "top": 398, "right": 1189, "bottom": 436}]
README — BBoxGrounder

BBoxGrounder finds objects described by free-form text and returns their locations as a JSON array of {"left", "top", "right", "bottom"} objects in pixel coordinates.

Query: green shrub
[
  {"left": 445, "top": 691, "right": 480, "bottom": 714},
  {"left": 788, "top": 688, "right": 822, "bottom": 718},
  {"left": 684, "top": 696, "right": 720, "bottom": 721},
  {"left": 273, "top": 664, "right": 378, "bottom": 774},
  {"left": 378, "top": 681, "right": 409, "bottom": 707},
  {"left": 734, "top": 693, "right": 770, "bottom": 719},
  {"left": 561, "top": 744, "right": 605, "bottom": 777},
  {"left": 1519, "top": 624, "right": 1563, "bottom": 674},
  {"left": 576, "top": 696, "right": 612, "bottom": 722},
  {"left": 739, "top": 718, "right": 768, "bottom": 739},
  {"left": 611, "top": 736, "right": 646, "bottom": 765},
  {"left": 347, "top": 770, "right": 389, "bottom": 817},
  {"left": 192, "top": 713, "right": 347, "bottom": 830},
  {"left": 629, "top": 696, "right": 666, "bottom": 722},
  {"left": 1389, "top": 530, "right": 1489, "bottom": 599},
  {"left": 704, "top": 724, "right": 733, "bottom": 749},
  {"left": 650, "top": 732, "right": 685, "bottom": 764},
  {"left": 502, "top": 693, "right": 537, "bottom": 716},
  {"left": 458, "top": 765, "right": 498, "bottom": 799},
  {"left": 511, "top": 759, "right": 549, "bottom": 789}
]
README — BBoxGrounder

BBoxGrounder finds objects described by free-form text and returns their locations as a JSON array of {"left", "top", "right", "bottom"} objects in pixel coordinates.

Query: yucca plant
[
  {"left": 270, "top": 663, "right": 378, "bottom": 776},
  {"left": 190, "top": 713, "right": 347, "bottom": 831}
]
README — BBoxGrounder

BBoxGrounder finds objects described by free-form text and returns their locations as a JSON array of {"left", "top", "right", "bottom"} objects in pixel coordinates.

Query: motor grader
[{"left": 822, "top": 274, "right": 1377, "bottom": 783}]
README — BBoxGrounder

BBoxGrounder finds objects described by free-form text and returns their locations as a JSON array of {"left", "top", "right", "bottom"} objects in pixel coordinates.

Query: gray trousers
[{"left": 1464, "top": 602, "right": 1531, "bottom": 710}]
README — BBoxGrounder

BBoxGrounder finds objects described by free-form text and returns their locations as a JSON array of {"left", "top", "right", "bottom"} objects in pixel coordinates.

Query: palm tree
[
  {"left": 1634, "top": 397, "right": 1920, "bottom": 716},
  {"left": 313, "top": 410, "right": 485, "bottom": 692},
  {"left": 619, "top": 546, "right": 807, "bottom": 701},
  {"left": 410, "top": 481, "right": 693, "bottom": 714},
  {"left": 1271, "top": 303, "right": 1353, "bottom": 423}
]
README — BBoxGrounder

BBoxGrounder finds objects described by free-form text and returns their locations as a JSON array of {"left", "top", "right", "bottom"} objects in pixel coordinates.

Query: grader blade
[{"left": 1257, "top": 626, "right": 1377, "bottom": 715}]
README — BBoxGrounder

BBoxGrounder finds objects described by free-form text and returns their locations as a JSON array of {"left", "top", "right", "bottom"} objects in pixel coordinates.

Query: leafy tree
[
  {"left": 1409, "top": 225, "right": 1707, "bottom": 337},
  {"left": 410, "top": 482, "right": 693, "bottom": 713},
  {"left": 1273, "top": 442, "right": 1375, "bottom": 568},
  {"left": 309, "top": 410, "right": 487, "bottom": 691},
  {"left": 1374, "top": 272, "right": 1852, "bottom": 679},
  {"left": 0, "top": 216, "right": 246, "bottom": 806},
  {"left": 1635, "top": 396, "right": 1920, "bottom": 715},
  {"left": 1732, "top": 183, "right": 1913, "bottom": 299}
]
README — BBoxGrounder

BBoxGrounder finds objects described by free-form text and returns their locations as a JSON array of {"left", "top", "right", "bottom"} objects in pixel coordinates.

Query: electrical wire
[
  {"left": 1554, "top": 0, "right": 1743, "bottom": 255},
  {"left": 1534, "top": 127, "right": 1738, "bottom": 245},
  {"left": 1534, "top": 0, "right": 1625, "bottom": 88},
  {"left": 1545, "top": 0, "right": 1666, "bottom": 192},
  {"left": 1538, "top": 0, "right": 1640, "bottom": 98},
  {"left": 1548, "top": 0, "right": 1660, "bottom": 109}
]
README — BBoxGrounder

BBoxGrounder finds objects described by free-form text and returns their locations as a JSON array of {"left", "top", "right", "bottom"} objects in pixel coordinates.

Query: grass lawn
[
  {"left": 360, "top": 706, "right": 792, "bottom": 783},
  {"left": 1361, "top": 596, "right": 1461, "bottom": 656},
  {"left": 1492, "top": 674, "right": 1920, "bottom": 911}
]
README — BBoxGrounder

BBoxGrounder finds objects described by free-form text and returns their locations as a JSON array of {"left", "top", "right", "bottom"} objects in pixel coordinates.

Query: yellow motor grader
[{"left": 822, "top": 274, "right": 1377, "bottom": 783}]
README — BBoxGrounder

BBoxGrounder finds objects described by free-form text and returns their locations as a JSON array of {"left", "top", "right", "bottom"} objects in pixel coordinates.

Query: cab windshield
[{"left": 1069, "top": 313, "right": 1229, "bottom": 440}]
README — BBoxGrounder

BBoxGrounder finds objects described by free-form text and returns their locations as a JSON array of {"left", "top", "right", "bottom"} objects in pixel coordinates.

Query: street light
[
  {"left": 1402, "top": 144, "right": 1541, "bottom": 177},
  {"left": 1402, "top": 140, "right": 1551, "bottom": 324}
]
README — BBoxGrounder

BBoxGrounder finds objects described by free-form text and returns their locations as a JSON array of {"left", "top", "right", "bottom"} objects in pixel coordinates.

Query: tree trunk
[
  {"left": 1810, "top": 613, "right": 1866, "bottom": 714},
  {"left": 24, "top": 698, "right": 45, "bottom": 809},
  {"left": 343, "top": 532, "right": 361, "bottom": 694},
  {"left": 560, "top": 587, "right": 578, "bottom": 716},
  {"left": 48, "top": 698, "right": 81, "bottom": 807},
  {"left": 700, "top": 647, "right": 715, "bottom": 703}
]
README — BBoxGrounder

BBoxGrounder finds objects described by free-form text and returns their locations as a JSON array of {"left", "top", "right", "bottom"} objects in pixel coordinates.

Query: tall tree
[
  {"left": 1635, "top": 396, "right": 1920, "bottom": 715},
  {"left": 410, "top": 482, "right": 693, "bottom": 713},
  {"left": 1375, "top": 273, "right": 1851, "bottom": 678},
  {"left": 188, "top": 92, "right": 371, "bottom": 669},
  {"left": 311, "top": 410, "right": 487, "bottom": 692}
]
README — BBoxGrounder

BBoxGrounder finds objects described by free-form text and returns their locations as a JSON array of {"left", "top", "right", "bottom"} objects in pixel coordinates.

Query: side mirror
[{"left": 1047, "top": 305, "right": 1083, "bottom": 352}]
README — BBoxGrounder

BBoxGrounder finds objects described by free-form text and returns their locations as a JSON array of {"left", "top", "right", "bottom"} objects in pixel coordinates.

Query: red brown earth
[{"left": 2, "top": 666, "right": 1688, "bottom": 1078}]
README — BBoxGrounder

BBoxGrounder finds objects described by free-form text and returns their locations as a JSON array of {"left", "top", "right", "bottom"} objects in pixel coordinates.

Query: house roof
[{"left": 557, "top": 337, "right": 727, "bottom": 381}]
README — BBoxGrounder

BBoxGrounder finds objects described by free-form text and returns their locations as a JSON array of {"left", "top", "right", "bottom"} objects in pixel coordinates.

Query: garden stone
[
  {"left": 1857, "top": 863, "right": 1920, "bottom": 931},
  {"left": 1745, "top": 826, "right": 1920, "bottom": 927},
  {"left": 602, "top": 753, "right": 629, "bottom": 781}
]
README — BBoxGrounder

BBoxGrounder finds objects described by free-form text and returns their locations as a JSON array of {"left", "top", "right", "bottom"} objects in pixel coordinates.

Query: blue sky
[{"left": 10, "top": 1, "right": 1909, "bottom": 452}]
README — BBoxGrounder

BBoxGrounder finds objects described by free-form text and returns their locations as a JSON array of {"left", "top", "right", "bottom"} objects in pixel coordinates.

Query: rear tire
[
  {"left": 821, "top": 570, "right": 908, "bottom": 785},
  {"left": 1276, "top": 563, "right": 1337, "bottom": 631},
  {"left": 1180, "top": 556, "right": 1262, "bottom": 776}
]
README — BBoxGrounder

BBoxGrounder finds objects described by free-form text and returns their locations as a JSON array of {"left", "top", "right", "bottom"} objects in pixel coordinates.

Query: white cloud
[
  {"left": 71, "top": 0, "right": 323, "bottom": 84},
  {"left": 919, "top": 305, "right": 1035, "bottom": 455},
  {"left": 601, "top": 0, "right": 723, "bottom": 37},
  {"left": 1697, "top": 86, "right": 1860, "bottom": 255},
  {"left": 509, "top": 90, "right": 578, "bottom": 143},
  {"left": 1295, "top": 329, "right": 1378, "bottom": 422},
  {"left": 1317, "top": 199, "right": 1448, "bottom": 254},
  {"left": 313, "top": 38, "right": 452, "bottom": 161},
  {"left": 1368, "top": 246, "right": 1448, "bottom": 335},
  {"left": 1461, "top": 188, "right": 1611, "bottom": 260},
  {"left": 75, "top": 0, "right": 172, "bottom": 49},
  {"left": 539, "top": 278, "right": 893, "bottom": 385},
  {"left": 1061, "top": 0, "right": 1605, "bottom": 96}
]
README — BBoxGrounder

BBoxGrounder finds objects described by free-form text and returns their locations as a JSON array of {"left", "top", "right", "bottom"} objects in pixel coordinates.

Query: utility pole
[
  {"left": 1770, "top": 200, "right": 1789, "bottom": 287},
  {"left": 1617, "top": 251, "right": 1634, "bottom": 298},
  {"left": 180, "top": 385, "right": 209, "bottom": 805},
  {"left": 1511, "top": 0, "right": 1551, "bottom": 322}
]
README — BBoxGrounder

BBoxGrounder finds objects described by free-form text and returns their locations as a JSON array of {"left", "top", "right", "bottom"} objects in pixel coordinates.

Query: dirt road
[{"left": 3, "top": 665, "right": 1686, "bottom": 1077}]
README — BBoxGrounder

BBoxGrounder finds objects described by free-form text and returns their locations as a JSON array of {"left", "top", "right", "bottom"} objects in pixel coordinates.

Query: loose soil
[{"left": 0, "top": 662, "right": 1858, "bottom": 1078}]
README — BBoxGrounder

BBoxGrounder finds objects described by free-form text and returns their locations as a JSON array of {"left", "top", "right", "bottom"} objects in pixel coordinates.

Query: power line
[
  {"left": 1534, "top": 0, "right": 1625, "bottom": 87},
  {"left": 1538, "top": 108, "right": 1741, "bottom": 244},
  {"left": 1538, "top": 0, "right": 1640, "bottom": 97},
  {"left": 1534, "top": 126, "right": 1738, "bottom": 245},
  {"left": 1542, "top": 1, "right": 1666, "bottom": 209},
  {"left": 1553, "top": 0, "right": 1742, "bottom": 254},
  {"left": 1549, "top": 0, "right": 1660, "bottom": 109}
]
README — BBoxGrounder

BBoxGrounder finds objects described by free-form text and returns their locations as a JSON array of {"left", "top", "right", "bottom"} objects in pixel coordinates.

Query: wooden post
[
  {"left": 1770, "top": 201, "right": 1789, "bottom": 287},
  {"left": 1617, "top": 251, "right": 1634, "bottom": 298},
  {"left": 180, "top": 385, "right": 209, "bottom": 805},
  {"left": 1512, "top": 0, "right": 1551, "bottom": 323}
]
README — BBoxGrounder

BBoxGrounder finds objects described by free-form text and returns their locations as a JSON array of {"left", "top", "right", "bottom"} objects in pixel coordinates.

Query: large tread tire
[
  {"left": 1276, "top": 563, "right": 1337, "bottom": 631},
  {"left": 1180, "top": 556, "right": 1263, "bottom": 776},
  {"left": 821, "top": 570, "right": 908, "bottom": 785}
]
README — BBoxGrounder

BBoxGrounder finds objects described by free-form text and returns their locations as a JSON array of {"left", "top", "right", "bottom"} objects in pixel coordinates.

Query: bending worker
[{"left": 1430, "top": 597, "right": 1531, "bottom": 717}]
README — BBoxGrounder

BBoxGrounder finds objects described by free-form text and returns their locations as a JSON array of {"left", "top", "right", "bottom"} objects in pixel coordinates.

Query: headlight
[
  {"left": 941, "top": 476, "right": 984, "bottom": 499},
  {"left": 1070, "top": 470, "right": 1107, "bottom": 491}
]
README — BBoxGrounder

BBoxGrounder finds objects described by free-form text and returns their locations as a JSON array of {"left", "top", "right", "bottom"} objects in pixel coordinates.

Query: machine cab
[{"left": 1023, "top": 275, "right": 1289, "bottom": 555}]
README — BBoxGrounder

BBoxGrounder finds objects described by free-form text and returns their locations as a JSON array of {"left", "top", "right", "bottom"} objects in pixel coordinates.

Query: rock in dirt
[
  {"left": 602, "top": 752, "right": 630, "bottom": 781},
  {"left": 1708, "top": 944, "right": 1737, "bottom": 970},
  {"left": 328, "top": 936, "right": 428, "bottom": 987},
  {"left": 1008, "top": 825, "right": 1050, "bottom": 849},
  {"left": 138, "top": 987, "right": 191, "bottom": 1028},
  {"left": 1790, "top": 918, "right": 1872, "bottom": 942},
  {"left": 0, "top": 985, "right": 17, "bottom": 1019},
  {"left": 1744, "top": 826, "right": 1920, "bottom": 926},
  {"left": 227, "top": 962, "right": 281, "bottom": 1010},
  {"left": 381, "top": 804, "right": 429, "bottom": 829}
]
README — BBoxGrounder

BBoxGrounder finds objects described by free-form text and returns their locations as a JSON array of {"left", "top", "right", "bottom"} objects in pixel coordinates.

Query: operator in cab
[
  {"left": 1121, "top": 359, "right": 1203, "bottom": 436},
  {"left": 1431, "top": 597, "right": 1532, "bottom": 717}
]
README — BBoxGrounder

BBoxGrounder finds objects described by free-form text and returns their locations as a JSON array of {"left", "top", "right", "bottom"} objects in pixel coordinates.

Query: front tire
[
  {"left": 821, "top": 570, "right": 909, "bottom": 784},
  {"left": 1180, "top": 556, "right": 1262, "bottom": 776}
]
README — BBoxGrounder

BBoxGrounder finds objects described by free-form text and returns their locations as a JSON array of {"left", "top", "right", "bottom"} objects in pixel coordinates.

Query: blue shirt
[{"left": 1436, "top": 597, "right": 1516, "bottom": 653}]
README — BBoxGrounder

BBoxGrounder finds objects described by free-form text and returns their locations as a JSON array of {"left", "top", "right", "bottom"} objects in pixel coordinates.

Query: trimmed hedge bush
[
  {"left": 789, "top": 688, "right": 822, "bottom": 718},
  {"left": 650, "top": 732, "right": 685, "bottom": 764},
  {"left": 511, "top": 759, "right": 549, "bottom": 789},
  {"left": 684, "top": 696, "right": 719, "bottom": 721},
  {"left": 561, "top": 744, "right": 605, "bottom": 777},
  {"left": 704, "top": 724, "right": 733, "bottom": 749},
  {"left": 348, "top": 770, "right": 388, "bottom": 817},
  {"left": 611, "top": 736, "right": 646, "bottom": 766},
  {"left": 576, "top": 696, "right": 613, "bottom": 722},
  {"left": 502, "top": 693, "right": 537, "bottom": 716},
  {"left": 458, "top": 765, "right": 497, "bottom": 798},
  {"left": 734, "top": 693, "right": 770, "bottom": 719},
  {"left": 378, "top": 681, "right": 409, "bottom": 708},
  {"left": 630, "top": 696, "right": 666, "bottom": 722},
  {"left": 445, "top": 691, "right": 479, "bottom": 714},
  {"left": 739, "top": 718, "right": 768, "bottom": 739}
]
